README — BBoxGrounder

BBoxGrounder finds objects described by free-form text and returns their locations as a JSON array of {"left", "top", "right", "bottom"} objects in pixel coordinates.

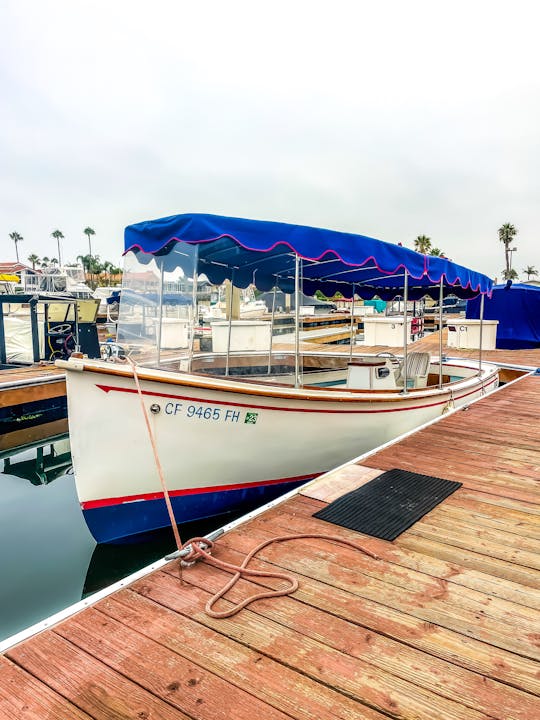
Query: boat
[
  {"left": 58, "top": 213, "right": 498, "bottom": 543},
  {"left": 0, "top": 289, "right": 101, "bottom": 449},
  {"left": 18, "top": 264, "right": 93, "bottom": 299},
  {"left": 199, "top": 286, "right": 268, "bottom": 321},
  {"left": 467, "top": 281, "right": 540, "bottom": 349}
]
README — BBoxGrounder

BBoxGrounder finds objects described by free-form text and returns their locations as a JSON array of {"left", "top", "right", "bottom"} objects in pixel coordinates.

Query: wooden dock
[
  {"left": 0, "top": 365, "right": 67, "bottom": 452},
  {"left": 1, "top": 371, "right": 539, "bottom": 718}
]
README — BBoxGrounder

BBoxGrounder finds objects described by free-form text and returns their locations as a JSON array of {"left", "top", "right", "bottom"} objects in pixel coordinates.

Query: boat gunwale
[{"left": 56, "top": 356, "right": 499, "bottom": 404}]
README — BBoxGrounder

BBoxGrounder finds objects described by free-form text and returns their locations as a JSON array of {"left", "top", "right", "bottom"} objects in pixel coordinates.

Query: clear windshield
[{"left": 116, "top": 247, "right": 199, "bottom": 369}]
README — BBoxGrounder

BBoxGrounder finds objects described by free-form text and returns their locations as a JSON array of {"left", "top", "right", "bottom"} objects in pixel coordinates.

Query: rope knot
[{"left": 180, "top": 537, "right": 215, "bottom": 565}]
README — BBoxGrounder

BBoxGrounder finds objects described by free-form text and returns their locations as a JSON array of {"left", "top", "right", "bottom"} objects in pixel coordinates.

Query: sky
[{"left": 1, "top": 0, "right": 539, "bottom": 281}]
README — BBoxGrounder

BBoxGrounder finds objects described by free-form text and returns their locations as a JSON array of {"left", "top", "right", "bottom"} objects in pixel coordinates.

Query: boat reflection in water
[
  {"left": 0, "top": 435, "right": 94, "bottom": 642},
  {"left": 0, "top": 435, "right": 239, "bottom": 644},
  {"left": 2, "top": 433, "right": 72, "bottom": 486}
]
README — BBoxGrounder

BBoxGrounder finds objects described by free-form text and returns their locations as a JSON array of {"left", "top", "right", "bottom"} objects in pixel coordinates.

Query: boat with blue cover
[{"left": 58, "top": 213, "right": 498, "bottom": 543}]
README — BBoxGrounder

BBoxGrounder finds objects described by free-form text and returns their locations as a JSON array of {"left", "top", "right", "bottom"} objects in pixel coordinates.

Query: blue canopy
[
  {"left": 467, "top": 282, "right": 540, "bottom": 349},
  {"left": 124, "top": 213, "right": 492, "bottom": 301}
]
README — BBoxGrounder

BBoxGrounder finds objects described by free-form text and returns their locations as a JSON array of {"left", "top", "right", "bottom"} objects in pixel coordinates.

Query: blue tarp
[
  {"left": 124, "top": 213, "right": 492, "bottom": 301},
  {"left": 118, "top": 288, "right": 192, "bottom": 307},
  {"left": 466, "top": 283, "right": 540, "bottom": 349}
]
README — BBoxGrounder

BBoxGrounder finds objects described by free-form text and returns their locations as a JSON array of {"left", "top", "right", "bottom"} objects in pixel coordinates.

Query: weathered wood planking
[
  {"left": 0, "top": 656, "right": 92, "bottom": 720},
  {"left": 1, "top": 374, "right": 539, "bottom": 720}
]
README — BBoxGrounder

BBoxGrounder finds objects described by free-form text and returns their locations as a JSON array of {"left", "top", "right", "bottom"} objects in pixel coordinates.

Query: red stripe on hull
[
  {"left": 95, "top": 378, "right": 498, "bottom": 414},
  {"left": 81, "top": 472, "right": 316, "bottom": 510}
]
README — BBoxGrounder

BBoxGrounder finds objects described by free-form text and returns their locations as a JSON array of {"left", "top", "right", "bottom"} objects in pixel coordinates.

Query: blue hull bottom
[{"left": 83, "top": 478, "right": 312, "bottom": 544}]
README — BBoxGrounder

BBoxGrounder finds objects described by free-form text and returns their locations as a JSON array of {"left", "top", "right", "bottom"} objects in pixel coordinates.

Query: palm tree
[
  {"left": 414, "top": 235, "right": 432, "bottom": 254},
  {"left": 77, "top": 253, "right": 102, "bottom": 287},
  {"left": 27, "top": 253, "right": 40, "bottom": 270},
  {"left": 83, "top": 227, "right": 96, "bottom": 258},
  {"left": 429, "top": 247, "right": 445, "bottom": 257},
  {"left": 77, "top": 253, "right": 91, "bottom": 274},
  {"left": 523, "top": 265, "right": 538, "bottom": 281},
  {"left": 501, "top": 268, "right": 519, "bottom": 281},
  {"left": 41, "top": 256, "right": 50, "bottom": 268},
  {"left": 498, "top": 223, "right": 517, "bottom": 274},
  {"left": 51, "top": 230, "right": 64, "bottom": 267},
  {"left": 9, "top": 231, "right": 23, "bottom": 262}
]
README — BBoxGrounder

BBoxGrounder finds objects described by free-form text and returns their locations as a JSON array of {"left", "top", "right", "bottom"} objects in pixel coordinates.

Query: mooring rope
[
  {"left": 126, "top": 357, "right": 184, "bottom": 557},
  {"left": 123, "top": 356, "right": 379, "bottom": 615},
  {"left": 179, "top": 533, "right": 380, "bottom": 618}
]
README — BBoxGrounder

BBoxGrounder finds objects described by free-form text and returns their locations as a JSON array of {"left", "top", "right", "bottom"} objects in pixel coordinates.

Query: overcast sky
[{"left": 1, "top": 0, "right": 539, "bottom": 281}]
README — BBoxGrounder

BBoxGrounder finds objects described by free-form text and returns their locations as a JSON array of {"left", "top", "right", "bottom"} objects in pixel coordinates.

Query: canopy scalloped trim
[{"left": 123, "top": 213, "right": 493, "bottom": 298}]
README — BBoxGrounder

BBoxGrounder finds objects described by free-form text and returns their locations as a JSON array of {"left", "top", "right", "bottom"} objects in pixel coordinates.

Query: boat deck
[
  {"left": 2, "top": 372, "right": 539, "bottom": 719},
  {"left": 0, "top": 363, "right": 64, "bottom": 386}
]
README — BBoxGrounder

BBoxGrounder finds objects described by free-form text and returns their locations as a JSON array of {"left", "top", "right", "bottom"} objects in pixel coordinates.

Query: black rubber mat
[{"left": 313, "top": 468, "right": 461, "bottom": 540}]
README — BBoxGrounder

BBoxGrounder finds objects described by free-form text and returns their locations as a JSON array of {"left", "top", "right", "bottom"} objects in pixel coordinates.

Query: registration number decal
[{"left": 163, "top": 401, "right": 257, "bottom": 424}]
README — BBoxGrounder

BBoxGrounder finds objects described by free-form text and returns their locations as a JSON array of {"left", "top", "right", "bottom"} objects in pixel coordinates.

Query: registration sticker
[{"left": 244, "top": 412, "right": 259, "bottom": 425}]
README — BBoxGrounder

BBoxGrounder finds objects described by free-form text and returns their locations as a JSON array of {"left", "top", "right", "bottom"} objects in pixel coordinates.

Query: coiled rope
[
  {"left": 180, "top": 534, "right": 380, "bottom": 619},
  {"left": 126, "top": 355, "right": 380, "bottom": 616}
]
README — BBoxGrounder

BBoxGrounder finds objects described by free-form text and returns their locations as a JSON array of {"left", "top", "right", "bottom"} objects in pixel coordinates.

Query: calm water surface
[{"left": 0, "top": 434, "right": 235, "bottom": 644}]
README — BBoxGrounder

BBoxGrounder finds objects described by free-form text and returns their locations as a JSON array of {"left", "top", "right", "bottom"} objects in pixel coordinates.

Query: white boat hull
[{"left": 62, "top": 357, "right": 499, "bottom": 542}]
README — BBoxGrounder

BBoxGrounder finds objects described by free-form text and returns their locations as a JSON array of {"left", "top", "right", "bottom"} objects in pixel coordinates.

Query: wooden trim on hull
[
  {"left": 0, "top": 378, "right": 66, "bottom": 407},
  {"left": 95, "top": 376, "right": 499, "bottom": 414},
  {"left": 58, "top": 358, "right": 499, "bottom": 405}
]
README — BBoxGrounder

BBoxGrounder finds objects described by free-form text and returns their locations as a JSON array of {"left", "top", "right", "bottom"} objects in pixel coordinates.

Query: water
[{"left": 0, "top": 434, "right": 232, "bottom": 644}]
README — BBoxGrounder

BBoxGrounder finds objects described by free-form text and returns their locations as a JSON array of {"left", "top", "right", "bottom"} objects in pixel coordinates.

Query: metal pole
[
  {"left": 478, "top": 293, "right": 484, "bottom": 378},
  {"left": 349, "top": 284, "right": 356, "bottom": 361},
  {"left": 189, "top": 269, "right": 198, "bottom": 371},
  {"left": 74, "top": 301, "right": 80, "bottom": 352},
  {"left": 402, "top": 270, "right": 409, "bottom": 393},
  {"left": 294, "top": 254, "right": 301, "bottom": 388},
  {"left": 225, "top": 272, "right": 235, "bottom": 376},
  {"left": 438, "top": 278, "right": 444, "bottom": 388},
  {"left": 267, "top": 282, "right": 277, "bottom": 374},
  {"left": 156, "top": 260, "right": 164, "bottom": 368},
  {"left": 0, "top": 300, "right": 6, "bottom": 365},
  {"left": 30, "top": 298, "right": 40, "bottom": 363}
]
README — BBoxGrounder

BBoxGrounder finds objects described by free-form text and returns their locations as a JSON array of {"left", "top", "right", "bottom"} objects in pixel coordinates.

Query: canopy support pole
[
  {"left": 156, "top": 260, "right": 164, "bottom": 368},
  {"left": 349, "top": 284, "right": 356, "bottom": 361},
  {"left": 294, "top": 254, "right": 301, "bottom": 388},
  {"left": 402, "top": 270, "right": 409, "bottom": 393},
  {"left": 189, "top": 269, "right": 198, "bottom": 372},
  {"left": 267, "top": 282, "right": 277, "bottom": 374},
  {"left": 478, "top": 294, "right": 484, "bottom": 378},
  {"left": 438, "top": 278, "right": 444, "bottom": 388},
  {"left": 225, "top": 272, "right": 235, "bottom": 377}
]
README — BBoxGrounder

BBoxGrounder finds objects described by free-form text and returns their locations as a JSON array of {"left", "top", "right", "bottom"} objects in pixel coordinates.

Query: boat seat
[{"left": 396, "top": 352, "right": 431, "bottom": 388}]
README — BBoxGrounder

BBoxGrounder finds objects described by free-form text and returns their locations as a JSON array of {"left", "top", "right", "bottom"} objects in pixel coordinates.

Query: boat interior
[
  {"left": 116, "top": 345, "right": 485, "bottom": 394},
  {"left": 104, "top": 239, "right": 494, "bottom": 395}
]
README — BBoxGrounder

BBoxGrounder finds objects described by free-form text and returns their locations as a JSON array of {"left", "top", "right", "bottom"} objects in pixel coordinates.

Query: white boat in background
[
  {"left": 58, "top": 213, "right": 497, "bottom": 543},
  {"left": 200, "top": 286, "right": 268, "bottom": 321},
  {"left": 21, "top": 264, "right": 93, "bottom": 299}
]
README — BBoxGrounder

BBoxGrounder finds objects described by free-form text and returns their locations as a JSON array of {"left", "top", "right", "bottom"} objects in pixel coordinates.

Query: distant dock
[
  {"left": 0, "top": 365, "right": 66, "bottom": 452},
  {"left": 1, "top": 362, "right": 538, "bottom": 718}
]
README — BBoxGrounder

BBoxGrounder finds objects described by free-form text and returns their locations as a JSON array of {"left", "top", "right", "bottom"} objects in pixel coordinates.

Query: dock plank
[
  {"left": 133, "top": 570, "right": 497, "bottom": 720},
  {"left": 202, "top": 516, "right": 539, "bottom": 661},
  {"left": 6, "top": 631, "right": 193, "bottom": 720},
  {"left": 0, "top": 656, "right": 92, "bottom": 720},
  {"left": 165, "top": 542, "right": 540, "bottom": 696},
  {"left": 2, "top": 368, "right": 539, "bottom": 720},
  {"left": 163, "top": 556, "right": 538, "bottom": 720},
  {"left": 53, "top": 607, "right": 292, "bottom": 720},
  {"left": 99, "top": 590, "right": 386, "bottom": 720}
]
